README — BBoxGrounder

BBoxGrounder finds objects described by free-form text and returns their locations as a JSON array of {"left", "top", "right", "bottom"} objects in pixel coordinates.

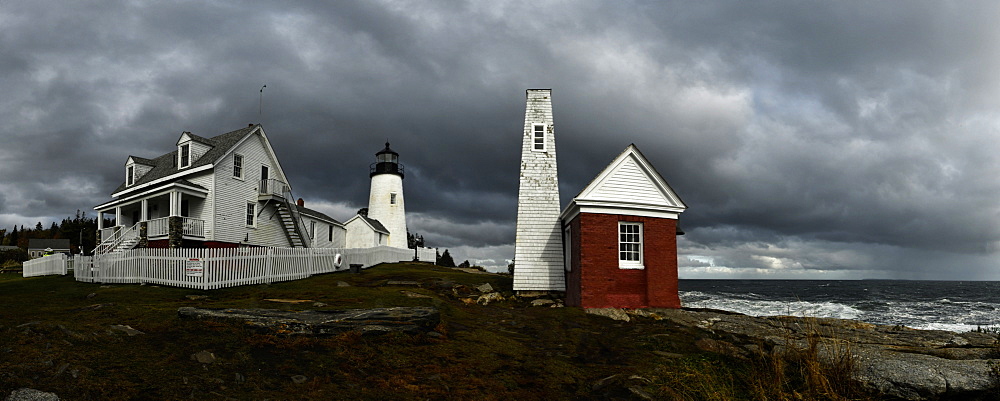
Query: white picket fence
[
  {"left": 22, "top": 254, "right": 68, "bottom": 277},
  {"left": 68, "top": 245, "right": 426, "bottom": 290}
]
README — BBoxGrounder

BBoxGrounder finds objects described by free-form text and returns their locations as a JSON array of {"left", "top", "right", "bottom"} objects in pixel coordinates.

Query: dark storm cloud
[{"left": 2, "top": 1, "right": 999, "bottom": 275}]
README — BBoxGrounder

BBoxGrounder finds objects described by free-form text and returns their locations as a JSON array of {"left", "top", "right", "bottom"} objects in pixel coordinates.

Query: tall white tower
[
  {"left": 513, "top": 89, "right": 565, "bottom": 292},
  {"left": 367, "top": 142, "right": 408, "bottom": 249}
]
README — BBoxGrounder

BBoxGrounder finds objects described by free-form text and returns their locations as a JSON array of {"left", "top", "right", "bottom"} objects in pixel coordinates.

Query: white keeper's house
[{"left": 93, "top": 124, "right": 346, "bottom": 253}]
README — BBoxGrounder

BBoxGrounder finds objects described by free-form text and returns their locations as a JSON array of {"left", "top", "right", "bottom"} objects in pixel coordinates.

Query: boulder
[
  {"left": 476, "top": 292, "right": 503, "bottom": 305},
  {"left": 585, "top": 308, "right": 631, "bottom": 322},
  {"left": 109, "top": 325, "right": 144, "bottom": 336},
  {"left": 178, "top": 306, "right": 439, "bottom": 336},
  {"left": 191, "top": 350, "right": 216, "bottom": 364},
  {"left": 476, "top": 283, "right": 494, "bottom": 293},
  {"left": 5, "top": 388, "right": 59, "bottom": 401},
  {"left": 530, "top": 299, "right": 554, "bottom": 307}
]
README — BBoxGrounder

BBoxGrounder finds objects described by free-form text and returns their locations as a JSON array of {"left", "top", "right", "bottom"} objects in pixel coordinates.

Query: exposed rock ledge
[
  {"left": 607, "top": 308, "right": 1000, "bottom": 401},
  {"left": 177, "top": 306, "right": 439, "bottom": 336}
]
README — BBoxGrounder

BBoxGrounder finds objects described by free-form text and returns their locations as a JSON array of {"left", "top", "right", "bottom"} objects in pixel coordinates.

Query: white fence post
[
  {"left": 307, "top": 248, "right": 314, "bottom": 276},
  {"left": 265, "top": 247, "right": 274, "bottom": 284}
]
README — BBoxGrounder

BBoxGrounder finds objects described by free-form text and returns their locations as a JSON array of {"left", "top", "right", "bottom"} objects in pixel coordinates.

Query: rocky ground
[{"left": 588, "top": 307, "right": 1000, "bottom": 400}]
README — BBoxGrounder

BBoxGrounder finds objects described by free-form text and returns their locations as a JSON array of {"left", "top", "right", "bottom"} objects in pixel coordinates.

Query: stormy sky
[{"left": 2, "top": 1, "right": 999, "bottom": 279}]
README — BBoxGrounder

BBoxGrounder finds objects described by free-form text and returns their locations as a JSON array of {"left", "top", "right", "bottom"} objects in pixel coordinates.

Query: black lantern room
[{"left": 370, "top": 142, "right": 404, "bottom": 178}]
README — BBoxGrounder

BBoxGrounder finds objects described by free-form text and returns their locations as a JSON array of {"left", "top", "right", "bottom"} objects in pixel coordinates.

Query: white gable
[{"left": 562, "top": 144, "right": 686, "bottom": 220}]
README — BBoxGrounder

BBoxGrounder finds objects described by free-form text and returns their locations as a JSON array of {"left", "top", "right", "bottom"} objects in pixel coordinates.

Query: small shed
[
  {"left": 560, "top": 144, "right": 687, "bottom": 308},
  {"left": 27, "top": 239, "right": 72, "bottom": 259}
]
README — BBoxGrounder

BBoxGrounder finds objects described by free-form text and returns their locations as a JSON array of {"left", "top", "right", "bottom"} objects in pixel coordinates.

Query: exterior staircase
[
  {"left": 275, "top": 200, "right": 309, "bottom": 248},
  {"left": 111, "top": 236, "right": 140, "bottom": 252},
  {"left": 94, "top": 223, "right": 140, "bottom": 255}
]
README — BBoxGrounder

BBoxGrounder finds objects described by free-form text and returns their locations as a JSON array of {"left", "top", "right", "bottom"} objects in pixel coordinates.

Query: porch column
[
  {"left": 168, "top": 216, "right": 183, "bottom": 248},
  {"left": 141, "top": 199, "right": 149, "bottom": 221},
  {"left": 96, "top": 211, "right": 104, "bottom": 242},
  {"left": 169, "top": 191, "right": 181, "bottom": 216},
  {"left": 115, "top": 207, "right": 123, "bottom": 226}
]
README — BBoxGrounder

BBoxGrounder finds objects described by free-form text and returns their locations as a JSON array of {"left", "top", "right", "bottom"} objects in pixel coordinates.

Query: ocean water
[{"left": 678, "top": 280, "right": 1000, "bottom": 333}]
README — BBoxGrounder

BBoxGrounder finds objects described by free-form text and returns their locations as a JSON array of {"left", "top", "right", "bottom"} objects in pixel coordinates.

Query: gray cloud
[{"left": 2, "top": 1, "right": 999, "bottom": 275}]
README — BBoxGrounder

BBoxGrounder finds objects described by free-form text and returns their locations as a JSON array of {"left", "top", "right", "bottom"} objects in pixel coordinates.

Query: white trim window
[
  {"left": 618, "top": 222, "right": 643, "bottom": 269},
  {"left": 328, "top": 225, "right": 333, "bottom": 242},
  {"left": 126, "top": 165, "right": 134, "bottom": 186},
  {"left": 245, "top": 202, "right": 256, "bottom": 227},
  {"left": 310, "top": 221, "right": 317, "bottom": 239},
  {"left": 179, "top": 143, "right": 191, "bottom": 168},
  {"left": 532, "top": 124, "right": 546, "bottom": 152},
  {"left": 233, "top": 154, "right": 244, "bottom": 179}
]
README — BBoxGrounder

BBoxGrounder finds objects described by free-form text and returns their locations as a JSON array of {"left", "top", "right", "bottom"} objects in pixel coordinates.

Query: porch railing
[
  {"left": 259, "top": 178, "right": 289, "bottom": 198},
  {"left": 94, "top": 223, "right": 139, "bottom": 254},
  {"left": 148, "top": 217, "right": 169, "bottom": 237},
  {"left": 100, "top": 226, "right": 122, "bottom": 244},
  {"left": 146, "top": 217, "right": 205, "bottom": 238},
  {"left": 183, "top": 217, "right": 205, "bottom": 237}
]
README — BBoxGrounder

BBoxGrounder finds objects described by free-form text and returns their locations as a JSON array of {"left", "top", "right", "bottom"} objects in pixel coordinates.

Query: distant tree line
[{"left": 0, "top": 210, "right": 112, "bottom": 265}]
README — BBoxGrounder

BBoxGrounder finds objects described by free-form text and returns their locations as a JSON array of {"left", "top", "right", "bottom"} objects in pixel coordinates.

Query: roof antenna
[{"left": 259, "top": 84, "right": 267, "bottom": 118}]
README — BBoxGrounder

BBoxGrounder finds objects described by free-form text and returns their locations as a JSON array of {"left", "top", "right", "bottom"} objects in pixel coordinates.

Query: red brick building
[{"left": 560, "top": 145, "right": 687, "bottom": 308}]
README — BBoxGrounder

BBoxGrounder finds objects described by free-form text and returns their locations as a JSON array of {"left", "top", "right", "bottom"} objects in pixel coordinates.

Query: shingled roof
[
  {"left": 112, "top": 125, "right": 258, "bottom": 195},
  {"left": 347, "top": 214, "right": 389, "bottom": 234},
  {"left": 298, "top": 206, "right": 344, "bottom": 226}
]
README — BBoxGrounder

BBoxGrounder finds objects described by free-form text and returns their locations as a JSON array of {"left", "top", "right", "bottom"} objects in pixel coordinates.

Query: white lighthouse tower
[
  {"left": 367, "top": 142, "right": 408, "bottom": 249},
  {"left": 513, "top": 89, "right": 565, "bottom": 292}
]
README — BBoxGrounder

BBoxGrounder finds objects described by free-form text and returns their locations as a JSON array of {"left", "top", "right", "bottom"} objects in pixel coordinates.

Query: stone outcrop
[
  {"left": 178, "top": 306, "right": 439, "bottom": 336},
  {"left": 635, "top": 308, "right": 999, "bottom": 401}
]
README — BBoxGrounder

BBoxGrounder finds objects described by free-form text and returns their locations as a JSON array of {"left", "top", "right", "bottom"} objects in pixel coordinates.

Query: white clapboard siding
[
  {"left": 213, "top": 132, "right": 291, "bottom": 247},
  {"left": 562, "top": 144, "right": 687, "bottom": 222},
  {"left": 513, "top": 89, "right": 566, "bottom": 291}
]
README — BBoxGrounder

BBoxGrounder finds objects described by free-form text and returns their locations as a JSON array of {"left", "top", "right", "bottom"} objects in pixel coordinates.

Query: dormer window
[
  {"left": 532, "top": 124, "right": 546, "bottom": 152},
  {"left": 126, "top": 165, "right": 134, "bottom": 186},
  {"left": 179, "top": 143, "right": 190, "bottom": 168}
]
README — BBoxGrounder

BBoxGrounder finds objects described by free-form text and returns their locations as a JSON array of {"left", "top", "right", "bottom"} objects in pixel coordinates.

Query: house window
[
  {"left": 328, "top": 225, "right": 333, "bottom": 242},
  {"left": 390, "top": 193, "right": 397, "bottom": 204},
  {"left": 245, "top": 202, "right": 255, "bottom": 227},
  {"left": 619, "top": 222, "right": 643, "bottom": 269},
  {"left": 126, "top": 165, "right": 134, "bottom": 186},
  {"left": 310, "top": 221, "right": 316, "bottom": 239},
  {"left": 179, "top": 144, "right": 191, "bottom": 168},
  {"left": 233, "top": 154, "right": 243, "bottom": 179},
  {"left": 532, "top": 124, "right": 546, "bottom": 151}
]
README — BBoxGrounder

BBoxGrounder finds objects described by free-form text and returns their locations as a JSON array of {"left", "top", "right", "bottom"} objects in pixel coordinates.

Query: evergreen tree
[
  {"left": 9, "top": 226, "right": 18, "bottom": 247},
  {"left": 458, "top": 260, "right": 470, "bottom": 269},
  {"left": 407, "top": 231, "right": 426, "bottom": 249},
  {"left": 438, "top": 249, "right": 456, "bottom": 267},
  {"left": 507, "top": 259, "right": 515, "bottom": 275}
]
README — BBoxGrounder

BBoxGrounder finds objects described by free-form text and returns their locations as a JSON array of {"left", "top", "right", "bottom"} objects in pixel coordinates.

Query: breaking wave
[{"left": 679, "top": 288, "right": 1000, "bottom": 333}]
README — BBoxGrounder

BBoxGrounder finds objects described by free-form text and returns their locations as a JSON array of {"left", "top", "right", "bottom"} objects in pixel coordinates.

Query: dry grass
[{"left": 0, "top": 265, "right": 875, "bottom": 400}]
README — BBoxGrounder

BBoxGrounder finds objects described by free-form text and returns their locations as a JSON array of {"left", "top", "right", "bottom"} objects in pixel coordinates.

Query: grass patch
[{"left": 0, "top": 263, "right": 871, "bottom": 400}]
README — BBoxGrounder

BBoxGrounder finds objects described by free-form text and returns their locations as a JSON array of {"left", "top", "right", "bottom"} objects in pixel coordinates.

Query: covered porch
[{"left": 94, "top": 182, "right": 209, "bottom": 251}]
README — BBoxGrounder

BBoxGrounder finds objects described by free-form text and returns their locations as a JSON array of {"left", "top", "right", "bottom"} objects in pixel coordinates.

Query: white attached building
[{"left": 94, "top": 124, "right": 343, "bottom": 253}]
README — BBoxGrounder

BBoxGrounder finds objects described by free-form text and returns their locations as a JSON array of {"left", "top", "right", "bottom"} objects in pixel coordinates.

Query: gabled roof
[
  {"left": 561, "top": 144, "right": 687, "bottom": 220},
  {"left": 345, "top": 214, "right": 390, "bottom": 234},
  {"left": 127, "top": 156, "right": 157, "bottom": 166},
  {"left": 27, "top": 239, "right": 71, "bottom": 250},
  {"left": 111, "top": 125, "right": 261, "bottom": 196},
  {"left": 299, "top": 206, "right": 344, "bottom": 227},
  {"left": 177, "top": 131, "right": 216, "bottom": 146}
]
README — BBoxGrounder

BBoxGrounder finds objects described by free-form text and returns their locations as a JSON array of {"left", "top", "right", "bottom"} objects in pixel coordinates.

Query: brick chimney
[{"left": 297, "top": 198, "right": 304, "bottom": 207}]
